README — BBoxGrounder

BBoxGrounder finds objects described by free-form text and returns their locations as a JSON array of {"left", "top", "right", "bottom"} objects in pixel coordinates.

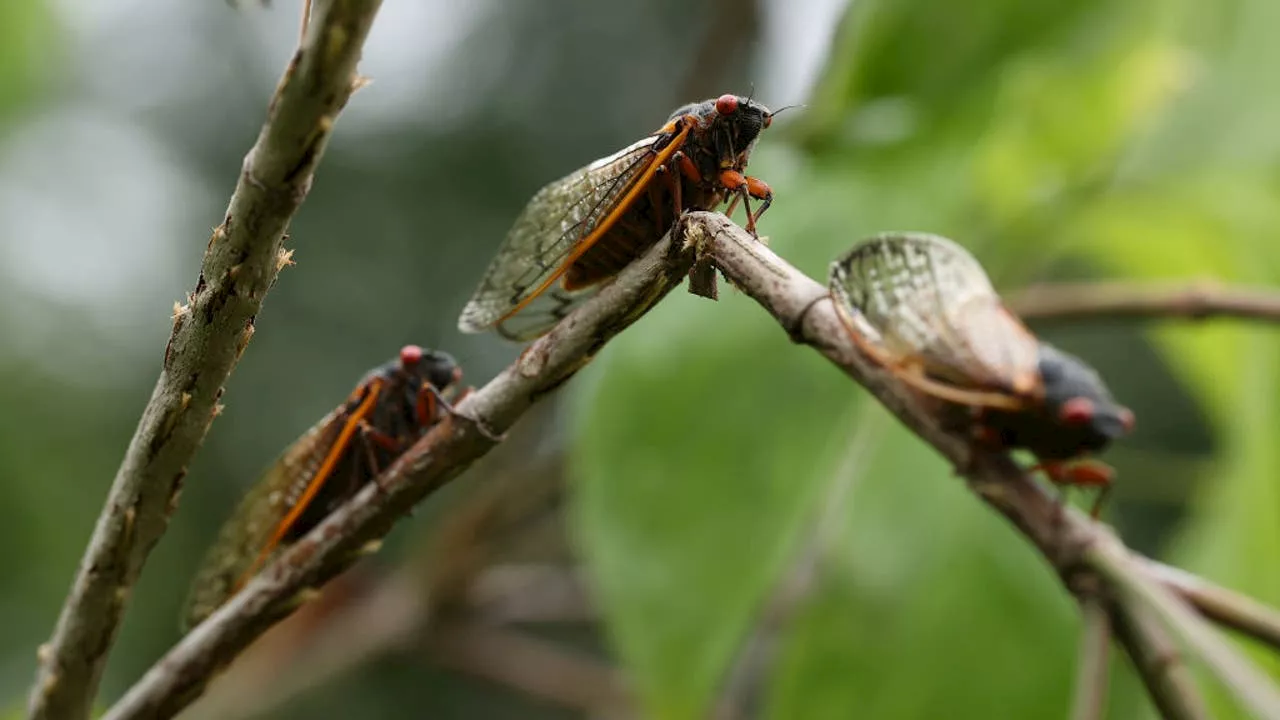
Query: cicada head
[
  {"left": 397, "top": 345, "right": 461, "bottom": 392},
  {"left": 673, "top": 94, "right": 774, "bottom": 168},
  {"left": 981, "top": 343, "right": 1133, "bottom": 461},
  {"left": 1035, "top": 343, "right": 1134, "bottom": 455}
]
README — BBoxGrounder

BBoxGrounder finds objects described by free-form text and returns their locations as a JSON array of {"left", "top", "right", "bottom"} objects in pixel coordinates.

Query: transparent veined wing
[
  {"left": 829, "top": 232, "right": 1040, "bottom": 396},
  {"left": 458, "top": 124, "right": 690, "bottom": 339},
  {"left": 182, "top": 408, "right": 345, "bottom": 629}
]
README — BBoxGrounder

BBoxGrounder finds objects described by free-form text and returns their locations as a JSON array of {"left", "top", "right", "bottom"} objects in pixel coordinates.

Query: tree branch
[
  {"left": 100, "top": 227, "right": 696, "bottom": 720},
  {"left": 1109, "top": 594, "right": 1210, "bottom": 720},
  {"left": 1070, "top": 592, "right": 1112, "bottom": 720},
  {"left": 28, "top": 3, "right": 383, "bottom": 719},
  {"left": 685, "top": 211, "right": 1280, "bottom": 718},
  {"left": 426, "top": 620, "right": 632, "bottom": 716},
  {"left": 1089, "top": 542, "right": 1280, "bottom": 718},
  {"left": 1144, "top": 559, "right": 1280, "bottom": 653},
  {"left": 1010, "top": 281, "right": 1280, "bottom": 325}
]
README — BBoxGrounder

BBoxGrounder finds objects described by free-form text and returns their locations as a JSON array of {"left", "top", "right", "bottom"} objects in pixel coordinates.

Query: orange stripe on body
[
  {"left": 234, "top": 378, "right": 386, "bottom": 591},
  {"left": 497, "top": 118, "right": 695, "bottom": 324}
]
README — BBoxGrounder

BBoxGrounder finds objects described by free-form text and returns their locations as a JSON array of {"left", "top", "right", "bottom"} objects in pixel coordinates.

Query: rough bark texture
[{"left": 28, "top": 3, "right": 384, "bottom": 718}]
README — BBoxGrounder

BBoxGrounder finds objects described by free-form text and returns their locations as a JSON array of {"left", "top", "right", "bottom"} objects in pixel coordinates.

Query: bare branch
[
  {"left": 1111, "top": 594, "right": 1208, "bottom": 717},
  {"left": 1110, "top": 595, "right": 1210, "bottom": 720},
  {"left": 28, "top": 2, "right": 383, "bottom": 718},
  {"left": 100, "top": 226, "right": 695, "bottom": 720},
  {"left": 1144, "top": 559, "right": 1280, "bottom": 653},
  {"left": 182, "top": 564, "right": 594, "bottom": 720},
  {"left": 466, "top": 564, "right": 596, "bottom": 625},
  {"left": 1010, "top": 281, "right": 1280, "bottom": 325},
  {"left": 1070, "top": 593, "right": 1112, "bottom": 720},
  {"left": 427, "top": 620, "right": 633, "bottom": 716},
  {"left": 1089, "top": 543, "right": 1280, "bottom": 718}
]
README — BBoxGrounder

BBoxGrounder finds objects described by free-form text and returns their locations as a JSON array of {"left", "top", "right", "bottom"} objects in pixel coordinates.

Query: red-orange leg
[
  {"left": 1031, "top": 459, "right": 1115, "bottom": 519},
  {"left": 356, "top": 420, "right": 402, "bottom": 492},
  {"left": 660, "top": 155, "right": 686, "bottom": 230},
  {"left": 743, "top": 175, "right": 773, "bottom": 229},
  {"left": 719, "top": 169, "right": 773, "bottom": 234},
  {"left": 675, "top": 151, "right": 701, "bottom": 184}
]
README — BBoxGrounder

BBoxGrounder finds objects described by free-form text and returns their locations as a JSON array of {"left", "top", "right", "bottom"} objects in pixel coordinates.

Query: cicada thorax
[
  {"left": 182, "top": 346, "right": 461, "bottom": 631},
  {"left": 562, "top": 95, "right": 773, "bottom": 291}
]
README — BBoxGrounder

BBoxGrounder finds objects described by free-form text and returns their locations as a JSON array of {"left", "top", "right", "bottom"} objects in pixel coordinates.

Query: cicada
[
  {"left": 828, "top": 233, "right": 1134, "bottom": 513},
  {"left": 182, "top": 345, "right": 463, "bottom": 630},
  {"left": 457, "top": 94, "right": 776, "bottom": 341}
]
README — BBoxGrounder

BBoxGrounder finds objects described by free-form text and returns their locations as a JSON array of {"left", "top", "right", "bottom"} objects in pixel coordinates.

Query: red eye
[
  {"left": 1059, "top": 397, "right": 1095, "bottom": 426},
  {"left": 1118, "top": 407, "right": 1136, "bottom": 433},
  {"left": 763, "top": 113, "right": 772, "bottom": 129},
  {"left": 399, "top": 344, "right": 423, "bottom": 368},
  {"left": 715, "top": 94, "right": 739, "bottom": 115}
]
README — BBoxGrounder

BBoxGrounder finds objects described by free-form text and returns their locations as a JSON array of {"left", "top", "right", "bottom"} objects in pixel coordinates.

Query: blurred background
[{"left": 1, "top": 0, "right": 1277, "bottom": 717}]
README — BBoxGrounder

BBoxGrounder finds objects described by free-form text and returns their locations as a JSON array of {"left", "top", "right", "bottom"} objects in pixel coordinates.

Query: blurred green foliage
[{"left": 3, "top": 0, "right": 1280, "bottom": 717}]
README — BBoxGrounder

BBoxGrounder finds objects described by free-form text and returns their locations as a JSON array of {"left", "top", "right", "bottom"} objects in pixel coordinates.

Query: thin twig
[
  {"left": 1110, "top": 594, "right": 1211, "bottom": 720},
  {"left": 1071, "top": 593, "right": 1113, "bottom": 720},
  {"left": 1145, "top": 559, "right": 1280, "bottom": 653},
  {"left": 1010, "top": 281, "right": 1280, "bottom": 325},
  {"left": 427, "top": 620, "right": 633, "bottom": 716},
  {"left": 28, "top": 2, "right": 382, "bottom": 719},
  {"left": 182, "top": 564, "right": 593, "bottom": 720},
  {"left": 1089, "top": 543, "right": 1280, "bottom": 718},
  {"left": 300, "top": 0, "right": 313, "bottom": 43},
  {"left": 466, "top": 564, "right": 595, "bottom": 625},
  {"left": 100, "top": 226, "right": 696, "bottom": 720}
]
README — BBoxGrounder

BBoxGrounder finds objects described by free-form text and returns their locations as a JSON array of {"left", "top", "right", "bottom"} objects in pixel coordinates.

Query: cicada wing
[
  {"left": 830, "top": 232, "right": 1039, "bottom": 395},
  {"left": 955, "top": 302, "right": 1041, "bottom": 395},
  {"left": 457, "top": 133, "right": 674, "bottom": 336},
  {"left": 181, "top": 410, "right": 344, "bottom": 631},
  {"left": 491, "top": 284, "right": 598, "bottom": 341}
]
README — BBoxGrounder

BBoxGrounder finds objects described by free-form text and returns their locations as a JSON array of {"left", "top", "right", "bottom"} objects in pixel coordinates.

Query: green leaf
[
  {"left": 766, "top": 417, "right": 1084, "bottom": 719},
  {"left": 570, "top": 290, "right": 857, "bottom": 719}
]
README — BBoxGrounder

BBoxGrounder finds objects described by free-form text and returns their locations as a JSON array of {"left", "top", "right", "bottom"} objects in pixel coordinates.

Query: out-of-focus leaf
[
  {"left": 799, "top": 0, "right": 1115, "bottom": 152},
  {"left": 0, "top": 0, "right": 54, "bottom": 123},
  {"left": 570, "top": 288, "right": 855, "bottom": 719},
  {"left": 766, "top": 416, "right": 1087, "bottom": 719},
  {"left": 971, "top": 40, "right": 1192, "bottom": 227}
]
